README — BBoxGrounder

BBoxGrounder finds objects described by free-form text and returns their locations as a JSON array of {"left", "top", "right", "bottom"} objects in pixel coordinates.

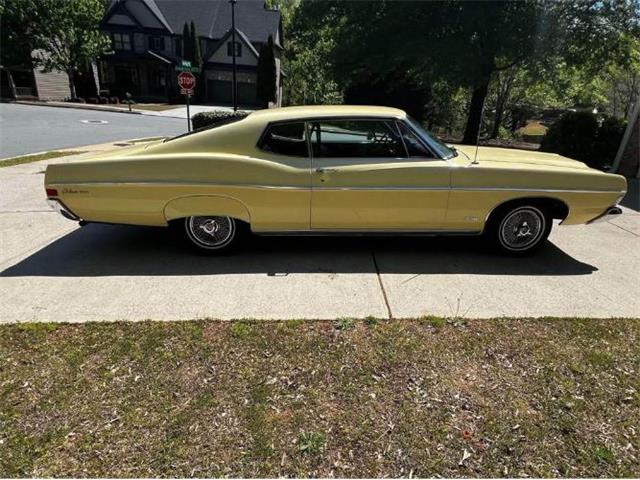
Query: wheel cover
[
  {"left": 498, "top": 207, "right": 545, "bottom": 251},
  {"left": 186, "top": 216, "right": 235, "bottom": 249}
]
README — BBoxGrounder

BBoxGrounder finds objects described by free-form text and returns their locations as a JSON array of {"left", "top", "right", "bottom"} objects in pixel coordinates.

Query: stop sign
[{"left": 177, "top": 72, "right": 196, "bottom": 92}]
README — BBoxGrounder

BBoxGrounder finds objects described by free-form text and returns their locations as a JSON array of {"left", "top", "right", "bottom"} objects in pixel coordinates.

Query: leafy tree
[
  {"left": 602, "top": 36, "right": 640, "bottom": 118},
  {"left": 182, "top": 22, "right": 192, "bottom": 60},
  {"left": 0, "top": 1, "right": 34, "bottom": 69},
  {"left": 256, "top": 35, "right": 277, "bottom": 107},
  {"left": 265, "top": 0, "right": 300, "bottom": 30},
  {"left": 189, "top": 21, "right": 202, "bottom": 70},
  {"left": 11, "top": 0, "right": 111, "bottom": 99},
  {"left": 0, "top": 0, "right": 36, "bottom": 97},
  {"left": 283, "top": 0, "right": 342, "bottom": 105},
  {"left": 344, "top": 71, "right": 430, "bottom": 121},
  {"left": 300, "top": 0, "right": 638, "bottom": 143}
]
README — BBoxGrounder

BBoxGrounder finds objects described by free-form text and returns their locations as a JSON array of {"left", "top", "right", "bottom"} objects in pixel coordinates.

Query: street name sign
[{"left": 176, "top": 60, "right": 200, "bottom": 73}]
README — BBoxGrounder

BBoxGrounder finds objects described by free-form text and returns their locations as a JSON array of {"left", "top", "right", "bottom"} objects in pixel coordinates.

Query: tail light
[{"left": 46, "top": 188, "right": 58, "bottom": 197}]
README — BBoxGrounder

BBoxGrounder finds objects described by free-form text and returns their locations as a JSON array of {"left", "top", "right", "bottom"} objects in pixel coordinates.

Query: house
[
  {"left": 100, "top": 0, "right": 284, "bottom": 106},
  {"left": 1, "top": 60, "right": 75, "bottom": 101}
]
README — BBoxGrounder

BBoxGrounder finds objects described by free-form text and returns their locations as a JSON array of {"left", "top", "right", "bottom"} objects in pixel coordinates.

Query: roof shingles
[{"left": 110, "top": 0, "right": 281, "bottom": 44}]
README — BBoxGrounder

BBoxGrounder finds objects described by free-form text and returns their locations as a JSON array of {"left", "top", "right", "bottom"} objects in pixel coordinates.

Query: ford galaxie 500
[{"left": 44, "top": 105, "right": 626, "bottom": 255}]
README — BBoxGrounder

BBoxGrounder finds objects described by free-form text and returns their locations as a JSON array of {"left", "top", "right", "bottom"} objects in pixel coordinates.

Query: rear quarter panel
[{"left": 447, "top": 162, "right": 626, "bottom": 229}]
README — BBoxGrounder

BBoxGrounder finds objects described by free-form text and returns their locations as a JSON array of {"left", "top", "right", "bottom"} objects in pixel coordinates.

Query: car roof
[{"left": 247, "top": 105, "right": 407, "bottom": 123}]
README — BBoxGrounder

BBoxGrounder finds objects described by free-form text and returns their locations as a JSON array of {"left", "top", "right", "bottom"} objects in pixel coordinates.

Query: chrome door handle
[{"left": 316, "top": 167, "right": 338, "bottom": 174}]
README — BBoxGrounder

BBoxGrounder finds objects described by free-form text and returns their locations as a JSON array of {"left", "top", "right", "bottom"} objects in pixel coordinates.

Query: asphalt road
[
  {"left": 0, "top": 103, "right": 186, "bottom": 158},
  {"left": 1, "top": 151, "right": 638, "bottom": 322}
]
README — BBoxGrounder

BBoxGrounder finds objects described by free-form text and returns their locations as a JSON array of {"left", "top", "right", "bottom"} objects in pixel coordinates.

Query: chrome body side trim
[
  {"left": 253, "top": 229, "right": 482, "bottom": 236},
  {"left": 48, "top": 181, "right": 625, "bottom": 195}
]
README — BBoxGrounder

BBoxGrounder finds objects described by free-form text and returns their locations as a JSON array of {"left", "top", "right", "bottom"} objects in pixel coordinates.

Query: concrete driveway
[{"left": 1, "top": 152, "right": 638, "bottom": 323}]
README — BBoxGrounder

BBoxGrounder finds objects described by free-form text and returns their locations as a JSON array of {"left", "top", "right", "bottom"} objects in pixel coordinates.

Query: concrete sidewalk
[
  {"left": 14, "top": 100, "right": 250, "bottom": 119},
  {"left": 1, "top": 151, "right": 638, "bottom": 323}
]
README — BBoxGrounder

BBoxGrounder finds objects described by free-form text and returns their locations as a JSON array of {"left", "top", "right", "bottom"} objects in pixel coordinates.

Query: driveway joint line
[
  {"left": 607, "top": 220, "right": 639, "bottom": 237},
  {"left": 371, "top": 249, "right": 393, "bottom": 319}
]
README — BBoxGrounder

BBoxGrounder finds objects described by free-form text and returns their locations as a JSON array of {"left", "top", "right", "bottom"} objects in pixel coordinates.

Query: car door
[
  {"left": 250, "top": 121, "right": 312, "bottom": 231},
  {"left": 309, "top": 118, "right": 451, "bottom": 230}
]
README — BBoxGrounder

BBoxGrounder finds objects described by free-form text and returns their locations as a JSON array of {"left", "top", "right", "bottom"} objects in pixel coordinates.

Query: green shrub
[
  {"left": 593, "top": 116, "right": 627, "bottom": 169},
  {"left": 191, "top": 110, "right": 249, "bottom": 130},
  {"left": 540, "top": 111, "right": 626, "bottom": 170},
  {"left": 540, "top": 111, "right": 598, "bottom": 164}
]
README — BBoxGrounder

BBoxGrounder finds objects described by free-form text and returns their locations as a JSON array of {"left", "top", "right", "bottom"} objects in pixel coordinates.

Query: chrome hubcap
[
  {"left": 499, "top": 207, "right": 545, "bottom": 251},
  {"left": 187, "top": 216, "right": 235, "bottom": 248}
]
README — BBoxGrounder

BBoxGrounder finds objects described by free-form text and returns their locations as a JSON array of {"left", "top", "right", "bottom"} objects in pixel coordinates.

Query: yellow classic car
[{"left": 44, "top": 105, "right": 626, "bottom": 255}]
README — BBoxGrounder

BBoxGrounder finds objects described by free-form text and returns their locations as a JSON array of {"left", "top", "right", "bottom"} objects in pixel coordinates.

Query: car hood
[{"left": 452, "top": 145, "right": 590, "bottom": 170}]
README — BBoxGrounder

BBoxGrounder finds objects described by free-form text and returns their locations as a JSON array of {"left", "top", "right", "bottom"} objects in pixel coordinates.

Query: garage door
[{"left": 208, "top": 79, "right": 257, "bottom": 105}]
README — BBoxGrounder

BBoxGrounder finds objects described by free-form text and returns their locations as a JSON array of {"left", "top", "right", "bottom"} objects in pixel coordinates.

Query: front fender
[{"left": 163, "top": 195, "right": 251, "bottom": 224}]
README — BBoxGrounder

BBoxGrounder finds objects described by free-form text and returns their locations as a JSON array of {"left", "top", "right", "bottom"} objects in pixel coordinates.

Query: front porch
[{"left": 99, "top": 52, "right": 175, "bottom": 102}]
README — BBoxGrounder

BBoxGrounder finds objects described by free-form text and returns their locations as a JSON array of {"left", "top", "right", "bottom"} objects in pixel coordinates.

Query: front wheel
[
  {"left": 486, "top": 205, "right": 552, "bottom": 255},
  {"left": 182, "top": 216, "right": 239, "bottom": 254}
]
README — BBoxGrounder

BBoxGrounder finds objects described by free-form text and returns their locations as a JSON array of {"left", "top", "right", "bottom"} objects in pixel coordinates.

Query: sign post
[
  {"left": 177, "top": 71, "right": 196, "bottom": 132},
  {"left": 176, "top": 61, "right": 200, "bottom": 132}
]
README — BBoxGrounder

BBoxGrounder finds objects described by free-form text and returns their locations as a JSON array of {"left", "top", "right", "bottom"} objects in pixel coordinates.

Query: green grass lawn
[
  {"left": 1, "top": 318, "right": 638, "bottom": 477},
  {"left": 519, "top": 120, "right": 548, "bottom": 136},
  {"left": 0, "top": 151, "right": 85, "bottom": 167}
]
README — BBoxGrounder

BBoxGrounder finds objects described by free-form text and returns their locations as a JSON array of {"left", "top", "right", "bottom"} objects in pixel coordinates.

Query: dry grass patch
[{"left": 0, "top": 318, "right": 638, "bottom": 477}]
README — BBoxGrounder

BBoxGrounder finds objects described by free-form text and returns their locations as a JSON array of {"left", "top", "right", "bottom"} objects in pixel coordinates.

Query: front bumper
[
  {"left": 587, "top": 205, "right": 623, "bottom": 224},
  {"left": 47, "top": 198, "right": 80, "bottom": 221}
]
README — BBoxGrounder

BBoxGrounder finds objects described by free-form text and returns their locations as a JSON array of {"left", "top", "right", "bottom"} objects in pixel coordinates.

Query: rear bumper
[
  {"left": 587, "top": 205, "right": 623, "bottom": 224},
  {"left": 47, "top": 198, "right": 81, "bottom": 221}
]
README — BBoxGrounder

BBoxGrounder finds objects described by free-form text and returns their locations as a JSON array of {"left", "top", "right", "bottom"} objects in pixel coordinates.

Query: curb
[{"left": 13, "top": 100, "right": 143, "bottom": 115}]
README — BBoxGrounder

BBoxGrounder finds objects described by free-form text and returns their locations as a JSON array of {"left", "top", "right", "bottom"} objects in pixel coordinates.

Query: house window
[
  {"left": 149, "top": 36, "right": 165, "bottom": 51},
  {"left": 227, "top": 41, "right": 242, "bottom": 57},
  {"left": 151, "top": 69, "right": 167, "bottom": 92},
  {"left": 112, "top": 32, "right": 132, "bottom": 51}
]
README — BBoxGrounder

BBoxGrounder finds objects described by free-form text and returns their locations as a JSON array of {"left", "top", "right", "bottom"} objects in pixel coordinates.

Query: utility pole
[{"left": 230, "top": 0, "right": 238, "bottom": 111}]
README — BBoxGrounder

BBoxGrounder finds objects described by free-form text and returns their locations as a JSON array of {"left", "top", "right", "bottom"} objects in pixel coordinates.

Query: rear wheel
[
  {"left": 183, "top": 216, "right": 239, "bottom": 253},
  {"left": 486, "top": 204, "right": 552, "bottom": 255}
]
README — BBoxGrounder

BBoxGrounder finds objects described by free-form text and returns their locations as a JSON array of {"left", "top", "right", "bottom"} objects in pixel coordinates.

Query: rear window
[{"left": 259, "top": 122, "right": 308, "bottom": 157}]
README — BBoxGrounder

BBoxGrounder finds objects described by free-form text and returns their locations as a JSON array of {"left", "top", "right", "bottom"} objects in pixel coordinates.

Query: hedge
[
  {"left": 191, "top": 110, "right": 250, "bottom": 130},
  {"left": 540, "top": 111, "right": 627, "bottom": 170}
]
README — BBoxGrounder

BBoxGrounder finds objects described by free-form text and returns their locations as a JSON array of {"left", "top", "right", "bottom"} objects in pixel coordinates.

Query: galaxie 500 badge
[{"left": 62, "top": 187, "right": 89, "bottom": 195}]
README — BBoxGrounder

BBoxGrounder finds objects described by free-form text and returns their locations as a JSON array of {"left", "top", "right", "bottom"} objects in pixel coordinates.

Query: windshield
[{"left": 406, "top": 116, "right": 456, "bottom": 159}]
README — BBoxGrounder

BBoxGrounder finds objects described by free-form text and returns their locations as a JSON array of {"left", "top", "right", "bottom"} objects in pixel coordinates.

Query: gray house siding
[{"left": 33, "top": 68, "right": 72, "bottom": 100}]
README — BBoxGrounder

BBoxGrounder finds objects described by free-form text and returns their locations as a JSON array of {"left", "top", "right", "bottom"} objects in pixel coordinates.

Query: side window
[
  {"left": 309, "top": 119, "right": 406, "bottom": 158},
  {"left": 259, "top": 122, "right": 308, "bottom": 157},
  {"left": 397, "top": 121, "right": 435, "bottom": 158}
]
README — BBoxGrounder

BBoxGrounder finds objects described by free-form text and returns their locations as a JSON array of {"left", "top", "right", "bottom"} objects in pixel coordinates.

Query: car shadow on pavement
[{"left": 1, "top": 223, "right": 598, "bottom": 277}]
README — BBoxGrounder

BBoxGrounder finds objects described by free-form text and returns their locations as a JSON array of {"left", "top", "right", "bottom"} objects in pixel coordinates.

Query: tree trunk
[
  {"left": 67, "top": 72, "right": 77, "bottom": 99},
  {"left": 7, "top": 70, "right": 18, "bottom": 99},
  {"left": 490, "top": 98, "right": 505, "bottom": 139},
  {"left": 461, "top": 79, "right": 490, "bottom": 145}
]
